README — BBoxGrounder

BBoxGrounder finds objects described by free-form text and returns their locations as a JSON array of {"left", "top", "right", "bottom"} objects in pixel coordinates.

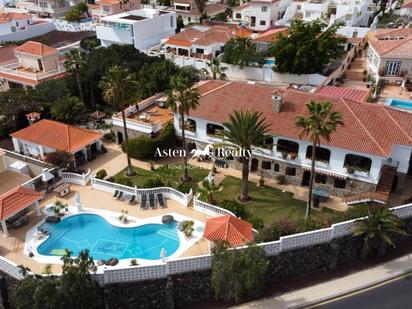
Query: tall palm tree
[
  {"left": 64, "top": 48, "right": 87, "bottom": 103},
  {"left": 194, "top": 0, "right": 207, "bottom": 19},
  {"left": 223, "top": 110, "right": 269, "bottom": 202},
  {"left": 295, "top": 101, "right": 343, "bottom": 219},
  {"left": 99, "top": 65, "right": 138, "bottom": 176},
  {"left": 199, "top": 179, "right": 222, "bottom": 204},
  {"left": 353, "top": 207, "right": 407, "bottom": 261},
  {"left": 202, "top": 58, "right": 228, "bottom": 80},
  {"left": 166, "top": 76, "right": 200, "bottom": 182}
]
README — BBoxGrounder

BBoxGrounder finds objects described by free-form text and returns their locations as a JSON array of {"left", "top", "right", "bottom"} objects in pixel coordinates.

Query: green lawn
[
  {"left": 113, "top": 165, "right": 209, "bottom": 192},
  {"left": 212, "top": 176, "right": 348, "bottom": 228}
]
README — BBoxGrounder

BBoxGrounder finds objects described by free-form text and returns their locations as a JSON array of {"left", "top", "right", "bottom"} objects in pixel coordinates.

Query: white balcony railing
[{"left": 0, "top": 62, "right": 65, "bottom": 82}]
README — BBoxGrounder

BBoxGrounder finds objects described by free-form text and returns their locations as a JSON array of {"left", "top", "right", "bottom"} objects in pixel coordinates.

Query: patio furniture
[
  {"left": 53, "top": 183, "right": 71, "bottom": 198},
  {"left": 113, "top": 190, "right": 119, "bottom": 198},
  {"left": 157, "top": 193, "right": 166, "bottom": 208},
  {"left": 117, "top": 191, "right": 123, "bottom": 200},
  {"left": 140, "top": 194, "right": 147, "bottom": 209},
  {"left": 129, "top": 195, "right": 136, "bottom": 205},
  {"left": 149, "top": 194, "right": 156, "bottom": 209},
  {"left": 312, "top": 188, "right": 329, "bottom": 203},
  {"left": 12, "top": 215, "right": 29, "bottom": 228}
]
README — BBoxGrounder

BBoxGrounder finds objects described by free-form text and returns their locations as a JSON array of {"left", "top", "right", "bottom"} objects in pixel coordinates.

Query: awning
[{"left": 302, "top": 166, "right": 347, "bottom": 179}]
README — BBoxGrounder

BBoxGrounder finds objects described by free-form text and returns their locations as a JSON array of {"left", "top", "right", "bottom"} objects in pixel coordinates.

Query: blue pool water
[
  {"left": 37, "top": 214, "right": 180, "bottom": 260},
  {"left": 265, "top": 58, "right": 276, "bottom": 65},
  {"left": 386, "top": 98, "right": 412, "bottom": 110}
]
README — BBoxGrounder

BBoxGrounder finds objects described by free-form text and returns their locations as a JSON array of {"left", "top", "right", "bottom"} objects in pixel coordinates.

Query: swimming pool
[
  {"left": 37, "top": 214, "right": 180, "bottom": 260},
  {"left": 386, "top": 98, "right": 412, "bottom": 110}
]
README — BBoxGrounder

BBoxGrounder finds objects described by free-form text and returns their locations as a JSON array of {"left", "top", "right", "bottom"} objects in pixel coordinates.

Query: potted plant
[
  {"left": 276, "top": 174, "right": 286, "bottom": 185},
  {"left": 150, "top": 161, "right": 155, "bottom": 171},
  {"left": 130, "top": 259, "right": 138, "bottom": 266},
  {"left": 346, "top": 166, "right": 355, "bottom": 174},
  {"left": 118, "top": 209, "right": 128, "bottom": 223},
  {"left": 51, "top": 201, "right": 68, "bottom": 216},
  {"left": 281, "top": 151, "right": 288, "bottom": 159},
  {"left": 258, "top": 172, "right": 265, "bottom": 187},
  {"left": 290, "top": 152, "right": 298, "bottom": 160}
]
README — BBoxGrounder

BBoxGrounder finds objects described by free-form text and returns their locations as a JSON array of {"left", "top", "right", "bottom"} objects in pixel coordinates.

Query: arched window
[
  {"left": 179, "top": 118, "right": 196, "bottom": 132},
  {"left": 277, "top": 139, "right": 299, "bottom": 156},
  {"left": 261, "top": 161, "right": 271, "bottom": 170},
  {"left": 344, "top": 154, "right": 372, "bottom": 173},
  {"left": 206, "top": 123, "right": 224, "bottom": 138},
  {"left": 274, "top": 163, "right": 280, "bottom": 172},
  {"left": 306, "top": 146, "right": 331, "bottom": 163}
]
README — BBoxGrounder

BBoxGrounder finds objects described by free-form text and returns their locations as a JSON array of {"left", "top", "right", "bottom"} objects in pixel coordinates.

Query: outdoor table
[{"left": 53, "top": 183, "right": 71, "bottom": 198}]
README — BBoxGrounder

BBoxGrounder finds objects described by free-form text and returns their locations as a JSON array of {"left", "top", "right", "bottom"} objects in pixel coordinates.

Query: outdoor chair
[
  {"left": 113, "top": 190, "right": 119, "bottom": 198},
  {"left": 149, "top": 194, "right": 156, "bottom": 209},
  {"left": 140, "top": 194, "right": 148, "bottom": 210},
  {"left": 117, "top": 191, "right": 123, "bottom": 200},
  {"left": 157, "top": 193, "right": 166, "bottom": 208},
  {"left": 129, "top": 195, "right": 136, "bottom": 205}
]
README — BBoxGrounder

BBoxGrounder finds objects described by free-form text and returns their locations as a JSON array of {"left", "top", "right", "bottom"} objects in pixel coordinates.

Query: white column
[
  {"left": 35, "top": 201, "right": 41, "bottom": 216},
  {"left": 12, "top": 138, "right": 20, "bottom": 153},
  {"left": 1, "top": 221, "right": 8, "bottom": 237},
  {"left": 39, "top": 146, "right": 44, "bottom": 157},
  {"left": 83, "top": 148, "right": 88, "bottom": 162},
  {"left": 96, "top": 140, "right": 102, "bottom": 151}
]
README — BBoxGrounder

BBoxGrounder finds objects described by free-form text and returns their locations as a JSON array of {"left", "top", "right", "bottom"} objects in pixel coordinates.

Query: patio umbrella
[
  {"left": 203, "top": 215, "right": 253, "bottom": 247},
  {"left": 89, "top": 110, "right": 107, "bottom": 120}
]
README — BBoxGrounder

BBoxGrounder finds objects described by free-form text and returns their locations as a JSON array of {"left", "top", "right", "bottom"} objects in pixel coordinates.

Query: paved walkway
[{"left": 232, "top": 252, "right": 412, "bottom": 309}]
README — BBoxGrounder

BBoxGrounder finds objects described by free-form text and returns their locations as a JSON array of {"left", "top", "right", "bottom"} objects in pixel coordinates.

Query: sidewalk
[{"left": 232, "top": 252, "right": 412, "bottom": 309}]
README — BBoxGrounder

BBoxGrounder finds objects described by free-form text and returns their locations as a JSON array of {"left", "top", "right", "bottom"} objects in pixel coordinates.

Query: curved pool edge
[{"left": 24, "top": 205, "right": 205, "bottom": 269}]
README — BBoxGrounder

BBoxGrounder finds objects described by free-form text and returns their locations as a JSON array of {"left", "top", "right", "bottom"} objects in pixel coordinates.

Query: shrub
[
  {"left": 116, "top": 176, "right": 133, "bottom": 187},
  {"left": 142, "top": 178, "right": 164, "bottom": 188},
  {"left": 103, "top": 132, "right": 114, "bottom": 141},
  {"left": 221, "top": 200, "right": 246, "bottom": 218},
  {"left": 177, "top": 182, "right": 192, "bottom": 193},
  {"left": 276, "top": 174, "right": 286, "bottom": 185},
  {"left": 95, "top": 169, "right": 107, "bottom": 180},
  {"left": 248, "top": 216, "right": 264, "bottom": 230},
  {"left": 45, "top": 151, "right": 73, "bottom": 169},
  {"left": 256, "top": 218, "right": 298, "bottom": 242},
  {"left": 124, "top": 123, "right": 175, "bottom": 160}
]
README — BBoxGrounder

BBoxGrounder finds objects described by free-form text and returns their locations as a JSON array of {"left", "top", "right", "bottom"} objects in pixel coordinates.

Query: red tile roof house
[
  {"left": 366, "top": 28, "right": 412, "bottom": 85},
  {"left": 167, "top": 0, "right": 227, "bottom": 25},
  {"left": 173, "top": 80, "right": 412, "bottom": 199},
  {"left": 0, "top": 41, "right": 66, "bottom": 90},
  {"left": 10, "top": 119, "right": 103, "bottom": 168},
  {"left": 164, "top": 24, "right": 252, "bottom": 59}
]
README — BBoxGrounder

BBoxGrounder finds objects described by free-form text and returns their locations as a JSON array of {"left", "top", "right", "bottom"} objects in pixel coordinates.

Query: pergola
[
  {"left": 0, "top": 186, "right": 44, "bottom": 237},
  {"left": 203, "top": 215, "right": 253, "bottom": 248}
]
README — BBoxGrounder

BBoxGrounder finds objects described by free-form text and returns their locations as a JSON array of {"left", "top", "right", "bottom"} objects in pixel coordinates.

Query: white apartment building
[
  {"left": 96, "top": 8, "right": 176, "bottom": 51},
  {"left": 232, "top": 0, "right": 291, "bottom": 32},
  {"left": 20, "top": 0, "right": 83, "bottom": 18}
]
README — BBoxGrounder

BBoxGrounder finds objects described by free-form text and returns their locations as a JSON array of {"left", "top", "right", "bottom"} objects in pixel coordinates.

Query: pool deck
[{"left": 0, "top": 184, "right": 211, "bottom": 274}]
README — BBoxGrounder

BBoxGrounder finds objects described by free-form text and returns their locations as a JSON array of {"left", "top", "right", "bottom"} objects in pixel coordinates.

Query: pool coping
[{"left": 24, "top": 204, "right": 205, "bottom": 271}]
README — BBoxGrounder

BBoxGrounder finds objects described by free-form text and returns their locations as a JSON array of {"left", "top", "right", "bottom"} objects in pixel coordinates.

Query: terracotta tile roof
[
  {"left": 165, "top": 25, "right": 246, "bottom": 48},
  {"left": 191, "top": 81, "right": 412, "bottom": 157},
  {"left": 315, "top": 86, "right": 370, "bottom": 103},
  {"left": 0, "top": 13, "right": 31, "bottom": 24},
  {"left": 15, "top": 41, "right": 57, "bottom": 57},
  {"left": 253, "top": 27, "right": 288, "bottom": 43},
  {"left": 369, "top": 29, "right": 412, "bottom": 58},
  {"left": 203, "top": 215, "right": 253, "bottom": 247},
  {"left": 0, "top": 186, "right": 43, "bottom": 221},
  {"left": 402, "top": 0, "right": 412, "bottom": 8},
  {"left": 10, "top": 119, "right": 102, "bottom": 153},
  {"left": 0, "top": 45, "right": 17, "bottom": 65},
  {"left": 97, "top": 0, "right": 119, "bottom": 4}
]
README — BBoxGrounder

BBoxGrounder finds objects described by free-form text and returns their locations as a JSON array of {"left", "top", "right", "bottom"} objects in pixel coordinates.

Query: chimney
[
  {"left": 271, "top": 90, "right": 283, "bottom": 113},
  {"left": 26, "top": 112, "right": 41, "bottom": 125}
]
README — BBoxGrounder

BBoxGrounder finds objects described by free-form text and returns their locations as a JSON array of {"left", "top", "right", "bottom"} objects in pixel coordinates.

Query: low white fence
[
  {"left": 61, "top": 169, "right": 92, "bottom": 186},
  {"left": 193, "top": 194, "right": 236, "bottom": 217},
  {"left": 53, "top": 19, "right": 96, "bottom": 32},
  {"left": 90, "top": 176, "right": 193, "bottom": 207}
]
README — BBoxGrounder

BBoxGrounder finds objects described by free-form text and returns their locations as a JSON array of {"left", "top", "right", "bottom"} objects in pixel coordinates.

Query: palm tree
[
  {"left": 194, "top": 0, "right": 207, "bottom": 20},
  {"left": 295, "top": 101, "right": 343, "bottom": 219},
  {"left": 223, "top": 110, "right": 269, "bottom": 202},
  {"left": 64, "top": 48, "right": 86, "bottom": 103},
  {"left": 199, "top": 179, "right": 222, "bottom": 204},
  {"left": 155, "top": 165, "right": 179, "bottom": 187},
  {"left": 353, "top": 207, "right": 407, "bottom": 261},
  {"left": 202, "top": 58, "right": 228, "bottom": 80},
  {"left": 119, "top": 0, "right": 130, "bottom": 11},
  {"left": 99, "top": 65, "right": 138, "bottom": 176},
  {"left": 166, "top": 76, "right": 200, "bottom": 182}
]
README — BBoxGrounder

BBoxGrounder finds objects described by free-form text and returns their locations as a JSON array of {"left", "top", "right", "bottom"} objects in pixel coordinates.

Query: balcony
[{"left": 0, "top": 62, "right": 65, "bottom": 83}]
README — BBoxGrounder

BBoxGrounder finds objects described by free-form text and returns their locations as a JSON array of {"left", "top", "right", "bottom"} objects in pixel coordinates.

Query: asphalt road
[{"left": 308, "top": 272, "right": 412, "bottom": 309}]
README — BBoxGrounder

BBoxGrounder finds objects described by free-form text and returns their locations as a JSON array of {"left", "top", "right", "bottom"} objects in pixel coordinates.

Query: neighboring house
[
  {"left": 0, "top": 13, "right": 33, "bottom": 35},
  {"left": 96, "top": 8, "right": 176, "bottom": 51},
  {"left": 168, "top": 0, "right": 227, "bottom": 25},
  {"left": 398, "top": 0, "right": 412, "bottom": 17},
  {"left": 89, "top": 0, "right": 141, "bottom": 24},
  {"left": 10, "top": 119, "right": 103, "bottom": 167},
  {"left": 111, "top": 93, "right": 173, "bottom": 143},
  {"left": 232, "top": 0, "right": 291, "bottom": 32},
  {"left": 22, "top": 0, "right": 84, "bottom": 18},
  {"left": 0, "top": 41, "right": 66, "bottom": 89},
  {"left": 366, "top": 28, "right": 412, "bottom": 84},
  {"left": 173, "top": 80, "right": 412, "bottom": 199},
  {"left": 300, "top": 0, "right": 375, "bottom": 27},
  {"left": 252, "top": 26, "right": 288, "bottom": 51},
  {"left": 164, "top": 24, "right": 251, "bottom": 58}
]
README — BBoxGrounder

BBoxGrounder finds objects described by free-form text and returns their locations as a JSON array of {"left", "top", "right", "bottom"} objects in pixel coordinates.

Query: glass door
[{"left": 385, "top": 61, "right": 401, "bottom": 76}]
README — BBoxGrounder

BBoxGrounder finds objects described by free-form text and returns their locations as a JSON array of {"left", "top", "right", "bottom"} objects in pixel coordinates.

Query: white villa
[
  {"left": 173, "top": 80, "right": 412, "bottom": 201},
  {"left": 232, "top": 0, "right": 291, "bottom": 31},
  {"left": 366, "top": 28, "right": 412, "bottom": 84},
  {"left": 10, "top": 119, "right": 103, "bottom": 167},
  {"left": 18, "top": 0, "right": 83, "bottom": 18},
  {"left": 96, "top": 8, "right": 176, "bottom": 51}
]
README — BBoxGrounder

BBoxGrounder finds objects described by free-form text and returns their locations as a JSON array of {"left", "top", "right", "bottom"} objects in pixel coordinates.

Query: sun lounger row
[{"left": 113, "top": 190, "right": 166, "bottom": 209}]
